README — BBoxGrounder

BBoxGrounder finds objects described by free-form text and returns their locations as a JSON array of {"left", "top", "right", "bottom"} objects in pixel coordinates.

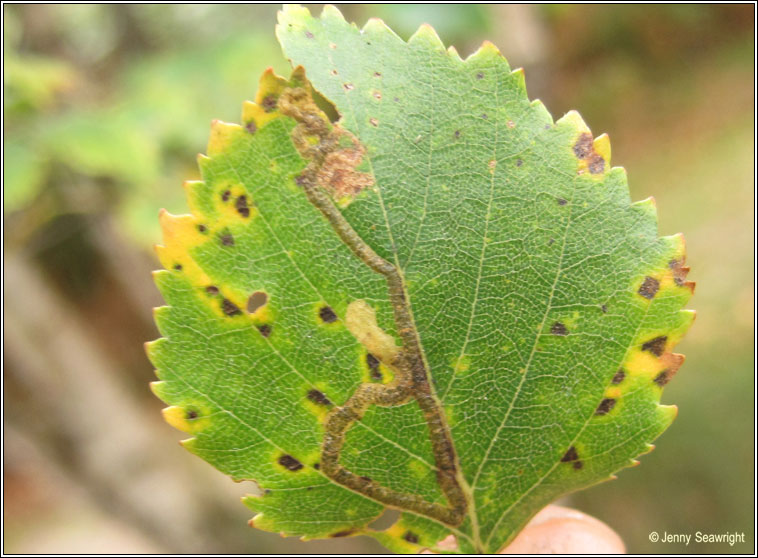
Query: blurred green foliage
[{"left": 3, "top": 4, "right": 754, "bottom": 554}]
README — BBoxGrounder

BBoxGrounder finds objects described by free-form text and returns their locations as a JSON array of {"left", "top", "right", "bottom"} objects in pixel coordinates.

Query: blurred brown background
[{"left": 3, "top": 4, "right": 754, "bottom": 554}]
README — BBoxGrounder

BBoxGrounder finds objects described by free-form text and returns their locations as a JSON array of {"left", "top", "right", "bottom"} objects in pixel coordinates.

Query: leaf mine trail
[{"left": 278, "top": 83, "right": 469, "bottom": 529}]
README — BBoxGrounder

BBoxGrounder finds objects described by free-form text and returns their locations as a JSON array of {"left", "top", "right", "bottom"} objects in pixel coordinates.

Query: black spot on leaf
[
  {"left": 403, "top": 531, "right": 420, "bottom": 544},
  {"left": 245, "top": 120, "right": 257, "bottom": 134},
  {"left": 262, "top": 95, "right": 277, "bottom": 112},
  {"left": 601, "top": 304, "right": 608, "bottom": 313},
  {"left": 173, "top": 264, "right": 182, "bottom": 271},
  {"left": 186, "top": 409, "right": 198, "bottom": 420},
  {"left": 595, "top": 398, "right": 616, "bottom": 415},
  {"left": 313, "top": 462, "right": 320, "bottom": 470},
  {"left": 612, "top": 369, "right": 626, "bottom": 384},
  {"left": 220, "top": 232, "right": 235, "bottom": 246},
  {"left": 638, "top": 276, "right": 660, "bottom": 299},
  {"left": 305, "top": 30, "right": 314, "bottom": 39},
  {"left": 221, "top": 190, "right": 231, "bottom": 202},
  {"left": 642, "top": 336, "right": 667, "bottom": 357},
  {"left": 222, "top": 299, "right": 241, "bottom": 316},
  {"left": 307, "top": 389, "right": 332, "bottom": 407},
  {"left": 330, "top": 529, "right": 357, "bottom": 538},
  {"left": 550, "top": 322, "right": 568, "bottom": 336},
  {"left": 278, "top": 454, "right": 303, "bottom": 471},
  {"left": 454, "top": 130, "right": 460, "bottom": 139},
  {"left": 205, "top": 285, "right": 219, "bottom": 295},
  {"left": 557, "top": 198, "right": 568, "bottom": 206},
  {"left": 235, "top": 195, "right": 250, "bottom": 218},
  {"left": 561, "top": 446, "right": 579, "bottom": 462},
  {"left": 516, "top": 158, "right": 523, "bottom": 167},
  {"left": 366, "top": 353, "right": 382, "bottom": 381},
  {"left": 476, "top": 72, "right": 484, "bottom": 79},
  {"left": 257, "top": 324, "right": 272, "bottom": 338},
  {"left": 319, "top": 305, "right": 337, "bottom": 323},
  {"left": 197, "top": 224, "right": 207, "bottom": 233}
]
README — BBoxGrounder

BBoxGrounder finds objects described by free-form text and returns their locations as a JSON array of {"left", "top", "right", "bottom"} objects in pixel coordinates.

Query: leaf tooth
[
  {"left": 556, "top": 109, "right": 591, "bottom": 134},
  {"left": 162, "top": 405, "right": 210, "bottom": 434},
  {"left": 446, "top": 45, "right": 463, "bottom": 63},
  {"left": 321, "top": 4, "right": 348, "bottom": 24},
  {"left": 149, "top": 379, "right": 169, "bottom": 401},
  {"left": 508, "top": 67, "right": 526, "bottom": 93},
  {"left": 630, "top": 196, "right": 659, "bottom": 232},
  {"left": 466, "top": 39, "right": 508, "bottom": 66},
  {"left": 408, "top": 23, "right": 445, "bottom": 50},
  {"left": 183, "top": 180, "right": 207, "bottom": 216},
  {"left": 362, "top": 16, "right": 395, "bottom": 38},
  {"left": 593, "top": 133, "right": 612, "bottom": 167},
  {"left": 207, "top": 120, "right": 244, "bottom": 156},
  {"left": 530, "top": 99, "right": 554, "bottom": 127}
]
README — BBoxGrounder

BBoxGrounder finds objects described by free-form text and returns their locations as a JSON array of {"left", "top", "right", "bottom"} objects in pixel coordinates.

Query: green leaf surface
[{"left": 149, "top": 5, "right": 695, "bottom": 553}]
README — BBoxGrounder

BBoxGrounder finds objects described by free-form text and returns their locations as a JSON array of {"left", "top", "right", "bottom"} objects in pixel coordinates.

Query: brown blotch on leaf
[
  {"left": 330, "top": 529, "right": 357, "bottom": 538},
  {"left": 642, "top": 335, "right": 667, "bottom": 357},
  {"left": 612, "top": 369, "right": 626, "bottom": 384},
  {"left": 221, "top": 190, "right": 231, "bottom": 202},
  {"left": 247, "top": 291, "right": 268, "bottom": 313},
  {"left": 638, "top": 276, "right": 660, "bottom": 299},
  {"left": 222, "top": 299, "right": 242, "bottom": 316},
  {"left": 588, "top": 154, "right": 605, "bottom": 174},
  {"left": 369, "top": 117, "right": 379, "bottom": 127},
  {"left": 319, "top": 305, "right": 338, "bottom": 323},
  {"left": 220, "top": 232, "right": 234, "bottom": 246},
  {"left": 316, "top": 131, "right": 374, "bottom": 198},
  {"left": 305, "top": 30, "right": 314, "bottom": 39},
  {"left": 307, "top": 389, "right": 332, "bottom": 407},
  {"left": 403, "top": 531, "right": 420, "bottom": 544},
  {"left": 374, "top": 71, "right": 382, "bottom": 77},
  {"left": 257, "top": 324, "right": 272, "bottom": 338},
  {"left": 561, "top": 446, "right": 579, "bottom": 463},
  {"left": 262, "top": 94, "right": 278, "bottom": 113},
  {"left": 573, "top": 461, "right": 583, "bottom": 470},
  {"left": 205, "top": 285, "right": 219, "bottom": 295},
  {"left": 595, "top": 398, "right": 617, "bottom": 415},
  {"left": 343, "top": 83, "right": 354, "bottom": 91},
  {"left": 550, "top": 322, "right": 568, "bottom": 336},
  {"left": 245, "top": 120, "right": 257, "bottom": 134},
  {"left": 573, "top": 132, "right": 594, "bottom": 159},
  {"left": 366, "top": 353, "right": 382, "bottom": 381},
  {"left": 669, "top": 258, "right": 694, "bottom": 292},
  {"left": 235, "top": 195, "right": 250, "bottom": 218},
  {"left": 278, "top": 454, "right": 304, "bottom": 472},
  {"left": 654, "top": 369, "right": 674, "bottom": 387}
]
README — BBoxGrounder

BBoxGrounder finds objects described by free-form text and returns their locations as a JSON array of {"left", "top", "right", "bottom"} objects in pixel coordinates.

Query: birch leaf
[{"left": 149, "top": 5, "right": 695, "bottom": 553}]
